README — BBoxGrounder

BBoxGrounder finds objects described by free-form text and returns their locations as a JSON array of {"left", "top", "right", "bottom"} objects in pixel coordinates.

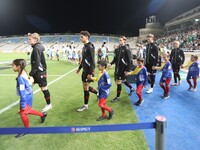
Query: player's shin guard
[
  {"left": 123, "top": 81, "right": 133, "bottom": 89},
  {"left": 177, "top": 73, "right": 181, "bottom": 81},
  {"left": 84, "top": 91, "right": 90, "bottom": 105},
  {"left": 150, "top": 75, "right": 155, "bottom": 88},
  {"left": 89, "top": 86, "right": 97, "bottom": 95},
  {"left": 42, "top": 90, "right": 51, "bottom": 104},
  {"left": 174, "top": 73, "right": 178, "bottom": 83},
  {"left": 117, "top": 84, "right": 122, "bottom": 97}
]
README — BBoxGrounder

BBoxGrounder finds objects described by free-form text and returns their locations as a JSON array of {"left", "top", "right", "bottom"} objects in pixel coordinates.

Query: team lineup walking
[
  {"left": 5, "top": 31, "right": 200, "bottom": 140},
  {"left": 1, "top": 1, "right": 200, "bottom": 149}
]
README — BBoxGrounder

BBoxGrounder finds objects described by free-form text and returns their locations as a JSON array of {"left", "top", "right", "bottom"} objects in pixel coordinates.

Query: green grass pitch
[{"left": 0, "top": 52, "right": 149, "bottom": 150}]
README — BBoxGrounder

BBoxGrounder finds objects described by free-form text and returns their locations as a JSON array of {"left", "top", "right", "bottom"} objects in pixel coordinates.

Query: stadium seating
[{"left": 0, "top": 34, "right": 119, "bottom": 52}]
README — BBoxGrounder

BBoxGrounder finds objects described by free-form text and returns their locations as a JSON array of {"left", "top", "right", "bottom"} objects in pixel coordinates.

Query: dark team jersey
[
  {"left": 110, "top": 45, "right": 132, "bottom": 72},
  {"left": 30, "top": 43, "right": 47, "bottom": 76},
  {"left": 170, "top": 48, "right": 185, "bottom": 65},
  {"left": 145, "top": 42, "right": 159, "bottom": 66},
  {"left": 78, "top": 42, "right": 95, "bottom": 74}
]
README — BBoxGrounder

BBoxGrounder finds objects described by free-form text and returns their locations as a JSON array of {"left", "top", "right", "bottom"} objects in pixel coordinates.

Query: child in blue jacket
[
  {"left": 12, "top": 59, "right": 47, "bottom": 138},
  {"left": 125, "top": 58, "right": 148, "bottom": 106},
  {"left": 152, "top": 53, "right": 172, "bottom": 99},
  {"left": 88, "top": 60, "right": 114, "bottom": 121},
  {"left": 181, "top": 55, "right": 199, "bottom": 92}
]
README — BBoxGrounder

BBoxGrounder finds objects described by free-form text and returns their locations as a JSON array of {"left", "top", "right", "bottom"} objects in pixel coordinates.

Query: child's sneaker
[
  {"left": 96, "top": 116, "right": 107, "bottom": 121},
  {"left": 190, "top": 88, "right": 196, "bottom": 92},
  {"left": 15, "top": 133, "right": 26, "bottom": 138},
  {"left": 163, "top": 94, "right": 170, "bottom": 100},
  {"left": 40, "top": 112, "right": 47, "bottom": 123},
  {"left": 108, "top": 109, "right": 114, "bottom": 120},
  {"left": 135, "top": 99, "right": 144, "bottom": 106}
]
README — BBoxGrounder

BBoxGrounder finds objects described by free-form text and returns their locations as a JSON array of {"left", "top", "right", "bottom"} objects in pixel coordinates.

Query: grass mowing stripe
[{"left": 0, "top": 67, "right": 77, "bottom": 114}]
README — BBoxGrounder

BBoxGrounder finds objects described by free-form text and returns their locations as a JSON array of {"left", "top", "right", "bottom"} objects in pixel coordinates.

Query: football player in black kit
[
  {"left": 145, "top": 34, "right": 159, "bottom": 94},
  {"left": 76, "top": 31, "right": 98, "bottom": 112},
  {"left": 108, "top": 36, "right": 134, "bottom": 103},
  {"left": 28, "top": 32, "right": 52, "bottom": 112}
]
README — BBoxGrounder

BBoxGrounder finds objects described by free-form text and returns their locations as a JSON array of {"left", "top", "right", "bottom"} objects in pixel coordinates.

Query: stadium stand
[{"left": 0, "top": 34, "right": 120, "bottom": 53}]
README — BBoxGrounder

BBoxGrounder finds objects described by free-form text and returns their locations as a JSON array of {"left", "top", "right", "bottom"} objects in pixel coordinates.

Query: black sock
[
  {"left": 117, "top": 84, "right": 122, "bottom": 97},
  {"left": 150, "top": 75, "right": 155, "bottom": 88},
  {"left": 42, "top": 90, "right": 51, "bottom": 104},
  {"left": 123, "top": 81, "right": 133, "bottom": 89},
  {"left": 174, "top": 74, "right": 177, "bottom": 83},
  {"left": 84, "top": 91, "right": 89, "bottom": 105},
  {"left": 177, "top": 73, "right": 181, "bottom": 81},
  {"left": 89, "top": 86, "right": 97, "bottom": 95}
]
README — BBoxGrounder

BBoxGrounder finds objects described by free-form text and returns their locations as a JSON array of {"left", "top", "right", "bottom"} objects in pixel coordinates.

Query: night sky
[{"left": 0, "top": 0, "right": 200, "bottom": 36}]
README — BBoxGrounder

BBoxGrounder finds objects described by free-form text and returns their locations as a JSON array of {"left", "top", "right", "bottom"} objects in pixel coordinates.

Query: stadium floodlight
[{"left": 195, "top": 19, "right": 199, "bottom": 22}]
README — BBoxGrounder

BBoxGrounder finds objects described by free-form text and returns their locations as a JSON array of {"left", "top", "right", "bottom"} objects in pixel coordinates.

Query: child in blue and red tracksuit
[
  {"left": 152, "top": 53, "right": 172, "bottom": 99},
  {"left": 88, "top": 60, "right": 114, "bottom": 121},
  {"left": 125, "top": 58, "right": 148, "bottom": 106},
  {"left": 181, "top": 55, "right": 199, "bottom": 92},
  {"left": 12, "top": 59, "right": 47, "bottom": 138}
]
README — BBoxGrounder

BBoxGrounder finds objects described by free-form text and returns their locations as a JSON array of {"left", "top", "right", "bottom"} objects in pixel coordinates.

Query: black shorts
[
  {"left": 33, "top": 71, "right": 47, "bottom": 87},
  {"left": 115, "top": 69, "right": 126, "bottom": 80},
  {"left": 145, "top": 64, "right": 156, "bottom": 75},
  {"left": 82, "top": 71, "right": 94, "bottom": 83},
  {"left": 172, "top": 64, "right": 180, "bottom": 73}
]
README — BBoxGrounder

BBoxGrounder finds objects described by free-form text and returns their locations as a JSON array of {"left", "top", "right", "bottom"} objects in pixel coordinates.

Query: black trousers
[{"left": 172, "top": 64, "right": 181, "bottom": 83}]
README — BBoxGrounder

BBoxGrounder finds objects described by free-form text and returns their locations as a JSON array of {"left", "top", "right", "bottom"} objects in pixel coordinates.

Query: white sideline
[
  {"left": 0, "top": 67, "right": 78, "bottom": 114},
  {"left": 0, "top": 74, "right": 63, "bottom": 77}
]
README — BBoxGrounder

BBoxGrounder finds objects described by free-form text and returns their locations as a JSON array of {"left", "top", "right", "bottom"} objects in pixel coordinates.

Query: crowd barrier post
[{"left": 155, "top": 115, "right": 167, "bottom": 150}]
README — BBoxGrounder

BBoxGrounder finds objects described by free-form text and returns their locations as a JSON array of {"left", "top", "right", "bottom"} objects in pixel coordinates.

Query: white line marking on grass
[
  {"left": 0, "top": 74, "right": 63, "bottom": 77},
  {"left": 0, "top": 67, "right": 78, "bottom": 114},
  {"left": 0, "top": 61, "right": 12, "bottom": 65}
]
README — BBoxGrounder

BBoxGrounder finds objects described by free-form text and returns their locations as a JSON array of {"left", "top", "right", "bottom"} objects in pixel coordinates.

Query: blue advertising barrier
[
  {"left": 0, "top": 116, "right": 167, "bottom": 150},
  {"left": 0, "top": 122, "right": 155, "bottom": 134}
]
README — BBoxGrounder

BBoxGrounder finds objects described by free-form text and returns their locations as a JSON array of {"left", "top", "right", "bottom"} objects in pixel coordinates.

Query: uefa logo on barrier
[
  {"left": 71, "top": 127, "right": 76, "bottom": 133},
  {"left": 71, "top": 127, "right": 91, "bottom": 133}
]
